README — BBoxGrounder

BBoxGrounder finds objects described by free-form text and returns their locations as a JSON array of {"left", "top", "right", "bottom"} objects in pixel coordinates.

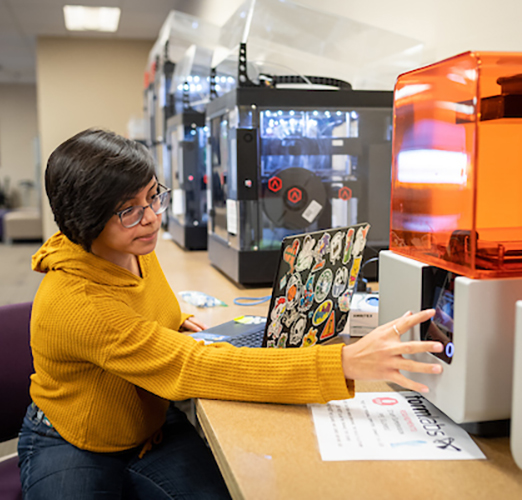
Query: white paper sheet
[{"left": 309, "top": 392, "right": 486, "bottom": 461}]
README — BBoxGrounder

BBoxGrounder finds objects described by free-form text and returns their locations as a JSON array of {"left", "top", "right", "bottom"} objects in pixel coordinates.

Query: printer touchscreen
[{"left": 424, "top": 271, "right": 455, "bottom": 364}]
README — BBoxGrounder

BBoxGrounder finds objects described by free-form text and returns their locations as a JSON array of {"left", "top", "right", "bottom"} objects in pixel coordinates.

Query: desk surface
[
  {"left": 156, "top": 232, "right": 272, "bottom": 328},
  {"left": 156, "top": 233, "right": 522, "bottom": 500},
  {"left": 197, "top": 388, "right": 522, "bottom": 500}
]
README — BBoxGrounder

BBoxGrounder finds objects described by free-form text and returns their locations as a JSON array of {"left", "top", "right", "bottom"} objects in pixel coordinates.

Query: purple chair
[{"left": 0, "top": 302, "right": 33, "bottom": 500}]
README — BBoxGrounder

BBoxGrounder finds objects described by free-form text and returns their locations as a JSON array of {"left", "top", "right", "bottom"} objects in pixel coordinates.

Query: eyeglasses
[{"left": 115, "top": 183, "right": 171, "bottom": 228}]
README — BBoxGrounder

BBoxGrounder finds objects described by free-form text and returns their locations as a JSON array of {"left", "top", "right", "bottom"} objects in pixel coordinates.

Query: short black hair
[{"left": 45, "top": 128, "right": 156, "bottom": 251}]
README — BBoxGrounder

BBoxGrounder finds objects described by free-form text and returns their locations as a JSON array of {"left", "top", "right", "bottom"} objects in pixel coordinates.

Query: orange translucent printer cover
[{"left": 391, "top": 51, "right": 522, "bottom": 279}]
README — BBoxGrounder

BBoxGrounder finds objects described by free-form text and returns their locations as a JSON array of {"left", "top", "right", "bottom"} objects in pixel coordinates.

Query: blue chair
[{"left": 0, "top": 302, "right": 33, "bottom": 500}]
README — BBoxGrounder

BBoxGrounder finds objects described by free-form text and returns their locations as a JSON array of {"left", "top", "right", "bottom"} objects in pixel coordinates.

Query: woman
[{"left": 18, "top": 128, "right": 443, "bottom": 499}]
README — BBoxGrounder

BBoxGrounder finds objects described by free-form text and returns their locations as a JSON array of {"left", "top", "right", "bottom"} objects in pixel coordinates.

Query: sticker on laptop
[
  {"left": 342, "top": 228, "right": 355, "bottom": 264},
  {"left": 332, "top": 267, "right": 348, "bottom": 298},
  {"left": 302, "top": 328, "right": 318, "bottom": 347},
  {"left": 330, "top": 231, "right": 344, "bottom": 264},
  {"left": 315, "top": 268, "right": 333, "bottom": 303},
  {"left": 296, "top": 235, "right": 316, "bottom": 272},
  {"left": 283, "top": 238, "right": 300, "bottom": 274},
  {"left": 298, "top": 274, "right": 315, "bottom": 312},
  {"left": 312, "top": 300, "right": 333, "bottom": 326},
  {"left": 311, "top": 233, "right": 331, "bottom": 272}
]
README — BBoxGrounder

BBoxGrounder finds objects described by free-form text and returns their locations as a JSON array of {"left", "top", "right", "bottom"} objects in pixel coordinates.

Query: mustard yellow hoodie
[{"left": 29, "top": 232, "right": 353, "bottom": 452}]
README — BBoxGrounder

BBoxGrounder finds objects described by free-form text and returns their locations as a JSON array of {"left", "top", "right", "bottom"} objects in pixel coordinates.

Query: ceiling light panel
[{"left": 63, "top": 5, "right": 121, "bottom": 32}]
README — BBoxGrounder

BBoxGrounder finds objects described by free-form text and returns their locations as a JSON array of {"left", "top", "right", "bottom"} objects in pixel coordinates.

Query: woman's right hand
[{"left": 341, "top": 309, "right": 443, "bottom": 393}]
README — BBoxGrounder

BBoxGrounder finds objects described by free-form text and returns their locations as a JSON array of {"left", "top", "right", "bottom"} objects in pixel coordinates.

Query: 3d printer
[
  {"left": 206, "top": 44, "right": 393, "bottom": 285},
  {"left": 379, "top": 51, "right": 522, "bottom": 434},
  {"left": 201, "top": 0, "right": 428, "bottom": 285},
  {"left": 166, "top": 45, "right": 216, "bottom": 250},
  {"left": 144, "top": 11, "right": 221, "bottom": 235}
]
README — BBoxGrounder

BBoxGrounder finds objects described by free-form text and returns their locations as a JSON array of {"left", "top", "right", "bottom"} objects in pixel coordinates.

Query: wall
[
  {"left": 36, "top": 36, "right": 153, "bottom": 239},
  {"left": 0, "top": 83, "right": 39, "bottom": 208}
]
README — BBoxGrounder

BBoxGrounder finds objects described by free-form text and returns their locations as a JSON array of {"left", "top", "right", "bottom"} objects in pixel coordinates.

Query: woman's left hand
[{"left": 181, "top": 317, "right": 209, "bottom": 332}]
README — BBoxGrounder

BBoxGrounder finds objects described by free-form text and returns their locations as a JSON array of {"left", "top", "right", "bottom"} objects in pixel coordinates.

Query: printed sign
[{"left": 310, "top": 392, "right": 486, "bottom": 461}]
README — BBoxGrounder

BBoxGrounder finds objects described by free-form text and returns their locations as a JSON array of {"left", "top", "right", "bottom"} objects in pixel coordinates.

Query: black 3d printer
[
  {"left": 166, "top": 81, "right": 208, "bottom": 250},
  {"left": 145, "top": 11, "right": 222, "bottom": 247},
  {"left": 206, "top": 43, "right": 394, "bottom": 285},
  {"left": 164, "top": 43, "right": 234, "bottom": 251}
]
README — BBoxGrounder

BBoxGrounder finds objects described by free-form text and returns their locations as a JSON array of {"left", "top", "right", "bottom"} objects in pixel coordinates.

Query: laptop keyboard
[{"left": 225, "top": 325, "right": 265, "bottom": 348}]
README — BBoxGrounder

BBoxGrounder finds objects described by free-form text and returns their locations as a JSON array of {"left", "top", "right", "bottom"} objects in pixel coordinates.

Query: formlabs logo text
[{"left": 404, "top": 394, "right": 460, "bottom": 450}]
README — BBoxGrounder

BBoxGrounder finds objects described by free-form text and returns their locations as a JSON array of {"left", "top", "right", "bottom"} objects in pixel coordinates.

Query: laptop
[{"left": 189, "top": 222, "right": 370, "bottom": 348}]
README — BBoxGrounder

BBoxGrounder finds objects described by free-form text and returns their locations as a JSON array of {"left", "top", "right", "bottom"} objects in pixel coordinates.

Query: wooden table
[
  {"left": 156, "top": 232, "right": 272, "bottom": 328},
  {"left": 155, "top": 233, "right": 522, "bottom": 500},
  {"left": 197, "top": 385, "right": 522, "bottom": 500}
]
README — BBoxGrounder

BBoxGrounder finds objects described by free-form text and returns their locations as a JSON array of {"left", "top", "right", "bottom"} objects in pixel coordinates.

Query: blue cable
[{"left": 233, "top": 295, "right": 271, "bottom": 306}]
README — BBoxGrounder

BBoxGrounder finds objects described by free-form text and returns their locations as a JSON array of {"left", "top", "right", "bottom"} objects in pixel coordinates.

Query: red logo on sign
[
  {"left": 372, "top": 397, "right": 399, "bottom": 406},
  {"left": 287, "top": 187, "right": 302, "bottom": 204},
  {"left": 268, "top": 176, "right": 282, "bottom": 192},
  {"left": 338, "top": 187, "right": 352, "bottom": 201}
]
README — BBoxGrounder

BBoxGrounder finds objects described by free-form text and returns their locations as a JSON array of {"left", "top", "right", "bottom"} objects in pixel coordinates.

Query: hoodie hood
[{"left": 32, "top": 232, "right": 143, "bottom": 288}]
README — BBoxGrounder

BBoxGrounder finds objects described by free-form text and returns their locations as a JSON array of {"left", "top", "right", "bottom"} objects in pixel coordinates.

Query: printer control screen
[{"left": 422, "top": 270, "right": 455, "bottom": 364}]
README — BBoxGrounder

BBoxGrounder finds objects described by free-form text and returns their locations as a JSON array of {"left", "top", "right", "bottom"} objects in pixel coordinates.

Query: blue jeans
[{"left": 18, "top": 402, "right": 231, "bottom": 499}]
